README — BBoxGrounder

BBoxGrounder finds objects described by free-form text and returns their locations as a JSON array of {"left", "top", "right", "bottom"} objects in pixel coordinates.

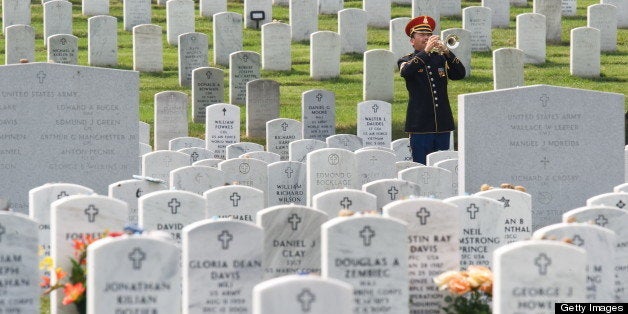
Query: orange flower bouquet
[
  {"left": 433, "top": 265, "right": 493, "bottom": 314},
  {"left": 40, "top": 230, "right": 125, "bottom": 313}
]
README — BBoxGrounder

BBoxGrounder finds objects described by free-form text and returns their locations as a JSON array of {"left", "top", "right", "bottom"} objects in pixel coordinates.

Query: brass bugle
[{"left": 445, "top": 34, "right": 460, "bottom": 49}]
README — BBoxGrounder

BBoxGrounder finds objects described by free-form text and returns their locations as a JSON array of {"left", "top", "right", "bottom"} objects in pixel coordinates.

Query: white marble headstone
[
  {"left": 492, "top": 241, "right": 586, "bottom": 313},
  {"left": 426, "top": 149, "right": 458, "bottom": 166},
  {"left": 391, "top": 138, "right": 412, "bottom": 162},
  {"left": 169, "top": 137, "right": 205, "bottom": 151},
  {"left": 183, "top": 219, "right": 263, "bottom": 314},
  {"left": 139, "top": 190, "right": 206, "bottom": 242},
  {"left": 267, "top": 161, "right": 307, "bottom": 206},
  {"left": 133, "top": 24, "right": 162, "bottom": 72},
  {"left": 601, "top": 0, "right": 627, "bottom": 28},
  {"left": 363, "top": 179, "right": 422, "bottom": 212},
  {"left": 214, "top": 12, "right": 244, "bottom": 66},
  {"left": 445, "top": 195, "right": 506, "bottom": 267},
  {"left": 5, "top": 24, "right": 35, "bottom": 64},
  {"left": 306, "top": 148, "right": 358, "bottom": 206},
  {"left": 247, "top": 79, "right": 280, "bottom": 138},
  {"left": 516, "top": 13, "right": 546, "bottom": 64},
  {"left": 204, "top": 185, "right": 265, "bottom": 222},
  {"left": 200, "top": 0, "right": 226, "bottom": 18},
  {"left": 533, "top": 0, "right": 563, "bottom": 43},
  {"left": 244, "top": 0, "right": 272, "bottom": 28},
  {"left": 290, "top": 0, "right": 318, "bottom": 42},
  {"left": 218, "top": 158, "right": 269, "bottom": 201},
  {"left": 399, "top": 166, "right": 454, "bottom": 199},
  {"left": 178, "top": 147, "right": 216, "bottom": 164},
  {"left": 462, "top": 6, "right": 492, "bottom": 51},
  {"left": 322, "top": 215, "right": 408, "bottom": 314},
  {"left": 326, "top": 134, "right": 363, "bottom": 152},
  {"left": 289, "top": 139, "right": 327, "bottom": 163},
  {"left": 588, "top": 4, "right": 617, "bottom": 52},
  {"left": 357, "top": 100, "right": 392, "bottom": 147},
  {"left": 390, "top": 17, "right": 413, "bottom": 62},
  {"left": 355, "top": 150, "right": 397, "bottom": 185},
  {"left": 192, "top": 67, "right": 224, "bottom": 123},
  {"left": 383, "top": 199, "right": 460, "bottom": 313},
  {"left": 0, "top": 212, "right": 40, "bottom": 314},
  {"left": 261, "top": 22, "right": 291, "bottom": 71},
  {"left": 170, "top": 165, "right": 226, "bottom": 194},
  {"left": 413, "top": 0, "right": 440, "bottom": 33},
  {"left": 154, "top": 91, "right": 189, "bottom": 150},
  {"left": 178, "top": 32, "right": 209, "bottom": 86},
  {"left": 108, "top": 179, "right": 166, "bottom": 225},
  {"left": 166, "top": 0, "right": 195, "bottom": 45},
  {"left": 82, "top": 0, "right": 108, "bottom": 16},
  {"left": 533, "top": 223, "right": 616, "bottom": 302},
  {"left": 48, "top": 34, "right": 78, "bottom": 64},
  {"left": 310, "top": 31, "right": 341, "bottom": 79},
  {"left": 363, "top": 51, "right": 395, "bottom": 102},
  {"left": 87, "top": 236, "right": 181, "bottom": 314},
  {"left": 338, "top": 9, "right": 367, "bottom": 54},
  {"left": 226, "top": 142, "right": 264, "bottom": 160},
  {"left": 253, "top": 275, "right": 353, "bottom": 314},
  {"left": 240, "top": 151, "right": 281, "bottom": 164},
  {"left": 88, "top": 15, "right": 118, "bottom": 67},
  {"left": 266, "top": 118, "right": 302, "bottom": 160},
  {"left": 51, "top": 195, "right": 128, "bottom": 314},
  {"left": 124, "top": 0, "right": 151, "bottom": 31},
  {"left": 476, "top": 188, "right": 532, "bottom": 243},
  {"left": 230, "top": 51, "right": 261, "bottom": 105},
  {"left": 205, "top": 103, "right": 241, "bottom": 159},
  {"left": 493, "top": 48, "right": 524, "bottom": 90},
  {"left": 257, "top": 205, "right": 328, "bottom": 279},
  {"left": 2, "top": 0, "right": 31, "bottom": 33},
  {"left": 482, "top": 0, "right": 510, "bottom": 28},
  {"left": 302, "top": 89, "right": 336, "bottom": 140},
  {"left": 43, "top": 0, "right": 73, "bottom": 47},
  {"left": 142, "top": 150, "right": 190, "bottom": 184},
  {"left": 364, "top": 0, "right": 391, "bottom": 28},
  {"left": 312, "top": 189, "right": 377, "bottom": 218}
]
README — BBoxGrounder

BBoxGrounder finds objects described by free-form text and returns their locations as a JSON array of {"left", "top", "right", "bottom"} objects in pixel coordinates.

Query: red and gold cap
[{"left": 405, "top": 15, "right": 436, "bottom": 37}]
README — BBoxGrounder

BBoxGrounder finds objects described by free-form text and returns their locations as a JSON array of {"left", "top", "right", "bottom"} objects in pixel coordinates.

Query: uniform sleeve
[
  {"left": 444, "top": 51, "right": 466, "bottom": 80},
  {"left": 399, "top": 51, "right": 429, "bottom": 79}
]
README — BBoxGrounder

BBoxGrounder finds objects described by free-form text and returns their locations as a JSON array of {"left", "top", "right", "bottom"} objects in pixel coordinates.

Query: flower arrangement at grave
[
  {"left": 433, "top": 265, "right": 493, "bottom": 314},
  {"left": 40, "top": 229, "right": 127, "bottom": 313}
]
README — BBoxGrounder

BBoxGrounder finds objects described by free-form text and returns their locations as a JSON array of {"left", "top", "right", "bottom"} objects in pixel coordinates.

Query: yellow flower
[
  {"left": 39, "top": 256, "right": 54, "bottom": 271},
  {"left": 466, "top": 265, "right": 492, "bottom": 288},
  {"left": 433, "top": 270, "right": 460, "bottom": 290}
]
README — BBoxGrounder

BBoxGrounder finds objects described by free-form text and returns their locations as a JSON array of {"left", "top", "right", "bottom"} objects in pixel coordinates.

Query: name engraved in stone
[
  {"left": 315, "top": 172, "right": 352, "bottom": 186},
  {"left": 65, "top": 232, "right": 106, "bottom": 241},
  {"left": 510, "top": 286, "right": 568, "bottom": 310},
  {"left": 104, "top": 281, "right": 171, "bottom": 292},
  {"left": 275, "top": 184, "right": 303, "bottom": 203},
  {"left": 216, "top": 215, "right": 253, "bottom": 221}
]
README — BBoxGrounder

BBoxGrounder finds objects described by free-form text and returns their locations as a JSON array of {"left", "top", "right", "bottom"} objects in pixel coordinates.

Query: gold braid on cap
[{"left": 411, "top": 24, "right": 433, "bottom": 34}]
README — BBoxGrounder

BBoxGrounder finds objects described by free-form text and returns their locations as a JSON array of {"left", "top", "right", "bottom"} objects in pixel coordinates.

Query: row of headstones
[
  {"left": 2, "top": 186, "right": 627, "bottom": 313},
  {"left": 151, "top": 97, "right": 395, "bottom": 152},
  {"left": 5, "top": 0, "right": 623, "bottom": 76}
]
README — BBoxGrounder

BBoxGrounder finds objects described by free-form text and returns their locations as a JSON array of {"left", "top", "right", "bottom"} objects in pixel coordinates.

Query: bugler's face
[{"left": 410, "top": 32, "right": 431, "bottom": 51}]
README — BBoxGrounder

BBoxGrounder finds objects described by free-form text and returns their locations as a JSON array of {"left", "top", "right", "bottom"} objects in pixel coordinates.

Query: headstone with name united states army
[
  {"left": 458, "top": 85, "right": 624, "bottom": 229},
  {"left": 0, "top": 63, "right": 139, "bottom": 213},
  {"left": 205, "top": 103, "right": 240, "bottom": 159}
]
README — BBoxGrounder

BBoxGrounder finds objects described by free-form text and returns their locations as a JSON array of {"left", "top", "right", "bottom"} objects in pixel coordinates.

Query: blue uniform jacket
[{"left": 398, "top": 50, "right": 466, "bottom": 133}]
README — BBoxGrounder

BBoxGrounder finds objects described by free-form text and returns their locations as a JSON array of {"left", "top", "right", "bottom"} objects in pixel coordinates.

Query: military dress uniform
[{"left": 399, "top": 15, "right": 466, "bottom": 164}]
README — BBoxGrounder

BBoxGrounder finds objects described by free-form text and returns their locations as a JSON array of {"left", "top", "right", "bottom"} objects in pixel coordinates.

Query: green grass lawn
[
  {"left": 1, "top": 0, "right": 626, "bottom": 149},
  {"left": 0, "top": 2, "right": 625, "bottom": 309}
]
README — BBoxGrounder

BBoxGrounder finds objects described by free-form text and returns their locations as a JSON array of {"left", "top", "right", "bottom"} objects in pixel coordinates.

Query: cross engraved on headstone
[
  {"left": 288, "top": 213, "right": 302, "bottom": 231},
  {"left": 190, "top": 35, "right": 197, "bottom": 42},
  {"left": 37, "top": 71, "right": 46, "bottom": 84},
  {"left": 190, "top": 152, "right": 200, "bottom": 162},
  {"left": 539, "top": 94, "right": 549, "bottom": 108},
  {"left": 297, "top": 288, "right": 316, "bottom": 312},
  {"left": 218, "top": 230, "right": 234, "bottom": 250},
  {"left": 315, "top": 93, "right": 323, "bottom": 101},
  {"left": 328, "top": 154, "right": 339, "bottom": 165},
  {"left": 369, "top": 155, "right": 378, "bottom": 162},
  {"left": 136, "top": 188, "right": 143, "bottom": 198},
  {"left": 540, "top": 157, "right": 550, "bottom": 169},
  {"left": 534, "top": 253, "right": 551, "bottom": 276},
  {"left": 128, "top": 247, "right": 146, "bottom": 270},
  {"left": 595, "top": 214, "right": 608, "bottom": 227},
  {"left": 206, "top": 71, "right": 212, "bottom": 80},
  {"left": 497, "top": 196, "right": 510, "bottom": 207},
  {"left": 230, "top": 192, "right": 241, "bottom": 207},
  {"left": 242, "top": 54, "right": 249, "bottom": 62},
  {"left": 60, "top": 38, "right": 67, "bottom": 45},
  {"left": 194, "top": 173, "right": 203, "bottom": 183},
  {"left": 57, "top": 191, "right": 69, "bottom": 199},
  {"left": 163, "top": 156, "right": 172, "bottom": 167},
  {"left": 422, "top": 172, "right": 431, "bottom": 184},
  {"left": 371, "top": 103, "right": 379, "bottom": 113},
  {"left": 339, "top": 137, "right": 349, "bottom": 147},
  {"left": 285, "top": 167, "right": 294, "bottom": 178},
  {"left": 616, "top": 200, "right": 626, "bottom": 209},
  {"left": 572, "top": 234, "right": 584, "bottom": 247},
  {"left": 222, "top": 108, "right": 227, "bottom": 116},
  {"left": 388, "top": 187, "right": 399, "bottom": 200},
  {"left": 239, "top": 163, "right": 250, "bottom": 174},
  {"left": 168, "top": 198, "right": 181, "bottom": 214},
  {"left": 340, "top": 197, "right": 353, "bottom": 209},
  {"left": 281, "top": 122, "right": 289, "bottom": 131},
  {"left": 84, "top": 205, "right": 99, "bottom": 223},
  {"left": 466, "top": 203, "right": 480, "bottom": 219},
  {"left": 359, "top": 226, "right": 376, "bottom": 246},
  {"left": 416, "top": 207, "right": 431, "bottom": 225},
  {"left": 0, "top": 224, "right": 5, "bottom": 243}
]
